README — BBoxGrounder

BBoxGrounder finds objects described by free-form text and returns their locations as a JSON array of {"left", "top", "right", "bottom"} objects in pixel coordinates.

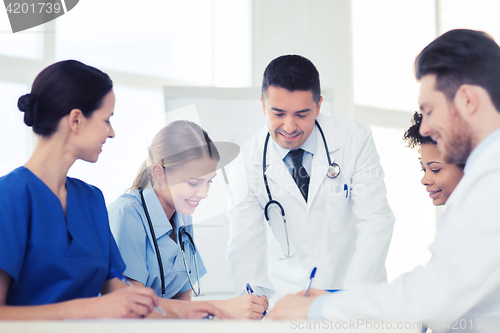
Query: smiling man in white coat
[
  {"left": 268, "top": 30, "right": 500, "bottom": 332},
  {"left": 226, "top": 55, "right": 395, "bottom": 304}
]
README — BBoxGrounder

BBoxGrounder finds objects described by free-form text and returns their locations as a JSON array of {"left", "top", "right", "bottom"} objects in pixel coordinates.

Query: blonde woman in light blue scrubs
[{"left": 108, "top": 120, "right": 268, "bottom": 319}]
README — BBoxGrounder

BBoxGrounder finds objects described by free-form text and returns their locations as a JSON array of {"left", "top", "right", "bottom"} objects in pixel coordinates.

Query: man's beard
[{"left": 443, "top": 108, "right": 473, "bottom": 166}]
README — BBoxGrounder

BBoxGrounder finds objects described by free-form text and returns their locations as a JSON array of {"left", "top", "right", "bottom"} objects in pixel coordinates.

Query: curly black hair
[{"left": 403, "top": 111, "right": 436, "bottom": 149}]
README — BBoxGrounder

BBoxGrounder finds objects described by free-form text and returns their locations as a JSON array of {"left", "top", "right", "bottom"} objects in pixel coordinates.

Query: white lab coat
[
  {"left": 316, "top": 131, "right": 500, "bottom": 333},
  {"left": 226, "top": 113, "right": 395, "bottom": 302}
]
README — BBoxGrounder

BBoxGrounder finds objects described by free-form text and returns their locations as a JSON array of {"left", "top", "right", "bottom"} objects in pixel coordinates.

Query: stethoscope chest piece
[{"left": 327, "top": 162, "right": 341, "bottom": 179}]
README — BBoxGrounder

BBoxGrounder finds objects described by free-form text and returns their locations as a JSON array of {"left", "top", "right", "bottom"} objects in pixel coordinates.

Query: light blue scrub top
[
  {"left": 0, "top": 167, "right": 125, "bottom": 305},
  {"left": 108, "top": 188, "right": 206, "bottom": 298}
]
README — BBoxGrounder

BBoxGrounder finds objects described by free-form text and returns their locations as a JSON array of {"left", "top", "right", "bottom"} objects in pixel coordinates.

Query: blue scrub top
[
  {"left": 108, "top": 188, "right": 206, "bottom": 298},
  {"left": 0, "top": 167, "right": 125, "bottom": 305}
]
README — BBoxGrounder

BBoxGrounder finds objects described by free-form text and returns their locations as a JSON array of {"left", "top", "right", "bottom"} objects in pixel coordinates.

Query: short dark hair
[
  {"left": 415, "top": 29, "right": 500, "bottom": 112},
  {"left": 403, "top": 111, "right": 436, "bottom": 149},
  {"left": 262, "top": 55, "right": 321, "bottom": 103},
  {"left": 18, "top": 60, "right": 113, "bottom": 137}
]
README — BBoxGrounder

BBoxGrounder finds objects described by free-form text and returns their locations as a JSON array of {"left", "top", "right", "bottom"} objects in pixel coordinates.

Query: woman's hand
[
  {"left": 0, "top": 272, "right": 160, "bottom": 320},
  {"left": 87, "top": 280, "right": 160, "bottom": 319},
  {"left": 212, "top": 294, "right": 269, "bottom": 319}
]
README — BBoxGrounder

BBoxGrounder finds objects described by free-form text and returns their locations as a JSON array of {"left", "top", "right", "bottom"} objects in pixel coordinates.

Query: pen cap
[{"left": 310, "top": 267, "right": 317, "bottom": 279}]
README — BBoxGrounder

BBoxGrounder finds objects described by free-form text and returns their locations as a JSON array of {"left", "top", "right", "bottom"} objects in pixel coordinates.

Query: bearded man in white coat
[
  {"left": 226, "top": 55, "right": 395, "bottom": 304},
  {"left": 268, "top": 29, "right": 500, "bottom": 333}
]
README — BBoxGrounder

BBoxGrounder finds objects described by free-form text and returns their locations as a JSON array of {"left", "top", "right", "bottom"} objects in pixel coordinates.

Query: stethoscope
[
  {"left": 262, "top": 120, "right": 340, "bottom": 260},
  {"left": 140, "top": 190, "right": 202, "bottom": 297}
]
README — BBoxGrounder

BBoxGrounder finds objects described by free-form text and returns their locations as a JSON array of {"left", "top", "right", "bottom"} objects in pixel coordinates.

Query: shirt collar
[
  {"left": 272, "top": 125, "right": 318, "bottom": 160},
  {"left": 464, "top": 127, "right": 500, "bottom": 173},
  {"left": 141, "top": 188, "right": 173, "bottom": 238}
]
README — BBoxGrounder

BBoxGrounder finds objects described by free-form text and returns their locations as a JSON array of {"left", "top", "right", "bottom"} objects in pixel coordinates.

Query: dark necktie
[{"left": 288, "top": 149, "right": 310, "bottom": 202}]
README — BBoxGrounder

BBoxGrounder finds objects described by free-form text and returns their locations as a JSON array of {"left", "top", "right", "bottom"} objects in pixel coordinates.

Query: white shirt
[{"left": 310, "top": 128, "right": 500, "bottom": 333}]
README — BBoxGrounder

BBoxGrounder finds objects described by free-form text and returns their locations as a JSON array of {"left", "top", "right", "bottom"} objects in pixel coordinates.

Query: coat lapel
[
  {"left": 307, "top": 130, "right": 329, "bottom": 206},
  {"left": 307, "top": 115, "right": 343, "bottom": 206},
  {"left": 143, "top": 188, "right": 172, "bottom": 240}
]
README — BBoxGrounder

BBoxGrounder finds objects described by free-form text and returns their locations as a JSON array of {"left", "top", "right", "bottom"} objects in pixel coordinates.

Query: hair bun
[{"left": 18, "top": 93, "right": 39, "bottom": 127}]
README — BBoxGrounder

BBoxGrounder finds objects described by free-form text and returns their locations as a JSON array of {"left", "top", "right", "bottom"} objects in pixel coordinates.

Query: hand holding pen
[
  {"left": 266, "top": 269, "right": 321, "bottom": 320},
  {"left": 246, "top": 283, "right": 268, "bottom": 316},
  {"left": 110, "top": 268, "right": 166, "bottom": 316},
  {"left": 304, "top": 267, "right": 317, "bottom": 297}
]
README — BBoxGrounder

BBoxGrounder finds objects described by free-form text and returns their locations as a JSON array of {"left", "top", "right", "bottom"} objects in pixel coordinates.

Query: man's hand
[
  {"left": 177, "top": 301, "right": 233, "bottom": 319},
  {"left": 296, "top": 288, "right": 329, "bottom": 297},
  {"left": 266, "top": 293, "right": 316, "bottom": 320},
  {"left": 212, "top": 294, "right": 269, "bottom": 319}
]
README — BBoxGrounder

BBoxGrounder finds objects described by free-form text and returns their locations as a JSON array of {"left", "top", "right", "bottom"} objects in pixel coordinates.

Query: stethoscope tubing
[
  {"left": 140, "top": 189, "right": 166, "bottom": 297},
  {"left": 140, "top": 189, "right": 200, "bottom": 298},
  {"left": 262, "top": 120, "right": 339, "bottom": 260}
]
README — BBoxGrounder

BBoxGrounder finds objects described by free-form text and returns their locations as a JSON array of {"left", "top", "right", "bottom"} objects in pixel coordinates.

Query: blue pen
[
  {"left": 246, "top": 283, "right": 267, "bottom": 316},
  {"left": 344, "top": 184, "right": 348, "bottom": 198},
  {"left": 110, "top": 268, "right": 166, "bottom": 316},
  {"left": 304, "top": 267, "right": 317, "bottom": 297}
]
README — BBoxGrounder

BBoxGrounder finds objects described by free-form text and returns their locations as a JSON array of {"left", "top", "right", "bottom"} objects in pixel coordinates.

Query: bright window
[
  {"left": 441, "top": 0, "right": 500, "bottom": 41},
  {"left": 352, "top": 0, "right": 435, "bottom": 111},
  {"left": 0, "top": 82, "right": 30, "bottom": 177},
  {"left": 0, "top": 11, "right": 41, "bottom": 59},
  {"left": 55, "top": 0, "right": 251, "bottom": 87},
  {"left": 67, "top": 86, "right": 166, "bottom": 205}
]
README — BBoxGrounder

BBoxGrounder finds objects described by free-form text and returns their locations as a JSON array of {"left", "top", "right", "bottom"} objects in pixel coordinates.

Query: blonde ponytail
[{"left": 129, "top": 160, "right": 150, "bottom": 192}]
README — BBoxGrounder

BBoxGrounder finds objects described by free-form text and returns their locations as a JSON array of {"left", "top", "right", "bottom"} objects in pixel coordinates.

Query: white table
[{"left": 0, "top": 319, "right": 423, "bottom": 333}]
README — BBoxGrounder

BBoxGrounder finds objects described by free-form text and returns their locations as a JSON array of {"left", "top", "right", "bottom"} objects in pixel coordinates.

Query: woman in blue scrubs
[
  {"left": 0, "top": 60, "right": 162, "bottom": 319},
  {"left": 108, "top": 120, "right": 268, "bottom": 319}
]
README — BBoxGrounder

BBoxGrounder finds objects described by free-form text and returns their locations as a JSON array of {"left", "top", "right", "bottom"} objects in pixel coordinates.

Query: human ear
[
  {"left": 315, "top": 96, "right": 323, "bottom": 117},
  {"left": 261, "top": 94, "right": 266, "bottom": 117},
  {"left": 151, "top": 164, "right": 166, "bottom": 185},
  {"left": 68, "top": 109, "right": 84, "bottom": 132},
  {"left": 454, "top": 85, "right": 479, "bottom": 118}
]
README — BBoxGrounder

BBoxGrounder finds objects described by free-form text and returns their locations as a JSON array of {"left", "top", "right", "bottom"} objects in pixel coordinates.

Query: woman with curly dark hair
[{"left": 403, "top": 111, "right": 464, "bottom": 206}]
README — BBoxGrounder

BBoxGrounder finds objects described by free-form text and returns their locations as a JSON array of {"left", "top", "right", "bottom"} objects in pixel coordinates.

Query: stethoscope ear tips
[{"left": 327, "top": 162, "right": 341, "bottom": 179}]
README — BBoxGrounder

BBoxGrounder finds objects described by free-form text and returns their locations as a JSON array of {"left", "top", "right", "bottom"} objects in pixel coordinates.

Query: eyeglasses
[{"left": 178, "top": 227, "right": 203, "bottom": 297}]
